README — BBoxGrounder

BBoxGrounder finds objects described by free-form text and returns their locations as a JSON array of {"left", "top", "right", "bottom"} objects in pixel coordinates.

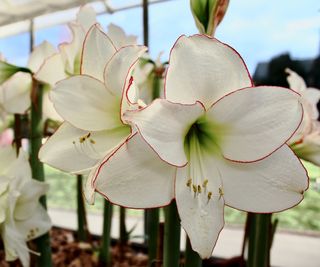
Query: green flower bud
[{"left": 190, "top": 0, "right": 229, "bottom": 36}]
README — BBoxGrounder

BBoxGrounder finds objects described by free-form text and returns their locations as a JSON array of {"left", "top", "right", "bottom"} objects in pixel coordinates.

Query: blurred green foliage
[{"left": 45, "top": 161, "right": 320, "bottom": 231}]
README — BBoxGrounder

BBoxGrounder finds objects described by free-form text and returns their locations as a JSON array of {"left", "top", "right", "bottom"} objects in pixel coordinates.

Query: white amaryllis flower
[
  {"left": 0, "top": 41, "right": 57, "bottom": 119},
  {"left": 0, "top": 147, "right": 51, "bottom": 267},
  {"left": 35, "top": 5, "right": 96, "bottom": 86},
  {"left": 39, "top": 24, "right": 147, "bottom": 203},
  {"left": 92, "top": 35, "right": 309, "bottom": 258},
  {"left": 286, "top": 68, "right": 320, "bottom": 166}
]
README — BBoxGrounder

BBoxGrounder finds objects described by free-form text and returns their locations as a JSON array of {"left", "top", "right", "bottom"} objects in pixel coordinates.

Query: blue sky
[{"left": 0, "top": 0, "right": 319, "bottom": 75}]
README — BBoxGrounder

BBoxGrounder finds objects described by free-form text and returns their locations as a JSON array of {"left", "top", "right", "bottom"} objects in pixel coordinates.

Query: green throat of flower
[{"left": 183, "top": 116, "right": 225, "bottom": 202}]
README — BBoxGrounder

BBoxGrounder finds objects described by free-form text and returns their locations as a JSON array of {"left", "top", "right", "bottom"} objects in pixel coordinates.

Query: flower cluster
[
  {"left": 39, "top": 20, "right": 309, "bottom": 257},
  {"left": 0, "top": 147, "right": 51, "bottom": 267}
]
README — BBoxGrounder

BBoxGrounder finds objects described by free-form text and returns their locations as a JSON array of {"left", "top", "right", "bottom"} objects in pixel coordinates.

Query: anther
[
  {"left": 192, "top": 185, "right": 197, "bottom": 193},
  {"left": 197, "top": 185, "right": 202, "bottom": 193},
  {"left": 186, "top": 179, "right": 192, "bottom": 187},
  {"left": 207, "top": 191, "right": 212, "bottom": 201},
  {"left": 90, "top": 139, "right": 96, "bottom": 144},
  {"left": 202, "top": 179, "right": 208, "bottom": 188}
]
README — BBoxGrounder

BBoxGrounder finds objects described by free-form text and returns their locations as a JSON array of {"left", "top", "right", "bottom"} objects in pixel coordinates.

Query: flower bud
[{"left": 190, "top": 0, "right": 229, "bottom": 36}]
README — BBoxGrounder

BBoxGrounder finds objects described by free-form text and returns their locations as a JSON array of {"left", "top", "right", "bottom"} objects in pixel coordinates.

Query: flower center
[
  {"left": 183, "top": 118, "right": 224, "bottom": 202},
  {"left": 72, "top": 132, "right": 102, "bottom": 159}
]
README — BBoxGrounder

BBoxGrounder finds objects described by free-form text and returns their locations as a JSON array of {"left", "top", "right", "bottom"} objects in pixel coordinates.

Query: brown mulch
[
  {"left": 0, "top": 228, "right": 148, "bottom": 267},
  {"left": 0, "top": 229, "right": 245, "bottom": 267}
]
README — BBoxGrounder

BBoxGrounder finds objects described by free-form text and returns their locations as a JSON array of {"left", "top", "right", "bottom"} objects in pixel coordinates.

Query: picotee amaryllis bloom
[
  {"left": 39, "top": 24, "right": 147, "bottom": 202},
  {"left": 286, "top": 68, "right": 320, "bottom": 166},
  {"left": 0, "top": 41, "right": 56, "bottom": 116},
  {"left": 0, "top": 147, "right": 51, "bottom": 267},
  {"left": 92, "top": 35, "right": 309, "bottom": 258}
]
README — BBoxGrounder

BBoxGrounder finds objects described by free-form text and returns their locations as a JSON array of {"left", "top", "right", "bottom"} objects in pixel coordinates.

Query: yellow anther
[
  {"left": 202, "top": 179, "right": 208, "bottom": 188},
  {"left": 208, "top": 191, "right": 212, "bottom": 200},
  {"left": 86, "top": 132, "right": 91, "bottom": 138},
  {"left": 186, "top": 179, "right": 192, "bottom": 187},
  {"left": 197, "top": 185, "right": 202, "bottom": 193},
  {"left": 90, "top": 139, "right": 96, "bottom": 144},
  {"left": 192, "top": 185, "right": 197, "bottom": 193},
  {"left": 79, "top": 136, "right": 86, "bottom": 143},
  {"left": 72, "top": 141, "right": 76, "bottom": 145}
]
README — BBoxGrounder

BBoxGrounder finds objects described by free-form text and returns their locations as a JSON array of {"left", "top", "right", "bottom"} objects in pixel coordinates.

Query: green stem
[
  {"left": 99, "top": 199, "right": 113, "bottom": 266},
  {"left": 185, "top": 237, "right": 202, "bottom": 267},
  {"left": 247, "top": 213, "right": 272, "bottom": 267},
  {"left": 29, "top": 79, "right": 52, "bottom": 267},
  {"left": 146, "top": 209, "right": 159, "bottom": 266},
  {"left": 76, "top": 175, "right": 89, "bottom": 241},
  {"left": 152, "top": 72, "right": 161, "bottom": 99},
  {"left": 119, "top": 207, "right": 128, "bottom": 245},
  {"left": 163, "top": 201, "right": 181, "bottom": 267}
]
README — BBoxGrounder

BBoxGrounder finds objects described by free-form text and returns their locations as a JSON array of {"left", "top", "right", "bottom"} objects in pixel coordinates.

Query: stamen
[
  {"left": 202, "top": 179, "right": 208, "bottom": 189},
  {"left": 219, "top": 187, "right": 224, "bottom": 200},
  {"left": 186, "top": 178, "right": 192, "bottom": 187},
  {"left": 207, "top": 191, "right": 212, "bottom": 201},
  {"left": 72, "top": 132, "right": 101, "bottom": 159},
  {"left": 192, "top": 184, "right": 197, "bottom": 193},
  {"left": 197, "top": 185, "right": 202, "bottom": 193}
]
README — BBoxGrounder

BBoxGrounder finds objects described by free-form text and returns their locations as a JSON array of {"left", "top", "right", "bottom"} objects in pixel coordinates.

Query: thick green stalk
[
  {"left": 247, "top": 213, "right": 272, "bottom": 267},
  {"left": 29, "top": 79, "right": 52, "bottom": 267},
  {"left": 163, "top": 201, "right": 181, "bottom": 267},
  {"left": 147, "top": 209, "right": 159, "bottom": 266},
  {"left": 99, "top": 199, "right": 113, "bottom": 266},
  {"left": 76, "top": 175, "right": 89, "bottom": 241},
  {"left": 119, "top": 207, "right": 128, "bottom": 245},
  {"left": 185, "top": 237, "right": 202, "bottom": 267},
  {"left": 146, "top": 70, "right": 162, "bottom": 266}
]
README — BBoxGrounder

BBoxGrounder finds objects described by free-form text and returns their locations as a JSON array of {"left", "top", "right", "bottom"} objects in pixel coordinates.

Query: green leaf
[{"left": 0, "top": 61, "right": 31, "bottom": 85}]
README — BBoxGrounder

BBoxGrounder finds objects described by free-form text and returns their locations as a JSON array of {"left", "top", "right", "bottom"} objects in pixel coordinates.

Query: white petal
[
  {"left": 293, "top": 134, "right": 320, "bottom": 166},
  {"left": 285, "top": 68, "right": 307, "bottom": 94},
  {"left": 2, "top": 224, "right": 30, "bottom": 267},
  {"left": 27, "top": 41, "right": 56, "bottom": 73},
  {"left": 175, "top": 165, "right": 224, "bottom": 258},
  {"left": 0, "top": 146, "right": 16, "bottom": 176},
  {"left": 76, "top": 5, "right": 97, "bottom": 33},
  {"left": 51, "top": 75, "right": 123, "bottom": 131},
  {"left": 80, "top": 24, "right": 116, "bottom": 81},
  {"left": 206, "top": 86, "right": 303, "bottom": 162},
  {"left": 34, "top": 53, "right": 67, "bottom": 87},
  {"left": 0, "top": 72, "right": 31, "bottom": 114},
  {"left": 124, "top": 99, "right": 205, "bottom": 167},
  {"left": 165, "top": 35, "right": 252, "bottom": 108},
  {"left": 220, "top": 145, "right": 308, "bottom": 212},
  {"left": 42, "top": 90, "right": 62, "bottom": 122},
  {"left": 107, "top": 23, "right": 137, "bottom": 49},
  {"left": 16, "top": 205, "right": 52, "bottom": 241},
  {"left": 6, "top": 149, "right": 32, "bottom": 184},
  {"left": 83, "top": 167, "right": 97, "bottom": 204},
  {"left": 14, "top": 180, "right": 49, "bottom": 220},
  {"left": 94, "top": 133, "right": 175, "bottom": 208},
  {"left": 302, "top": 88, "right": 320, "bottom": 120},
  {"left": 104, "top": 45, "right": 147, "bottom": 97},
  {"left": 39, "top": 122, "right": 130, "bottom": 173}
]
